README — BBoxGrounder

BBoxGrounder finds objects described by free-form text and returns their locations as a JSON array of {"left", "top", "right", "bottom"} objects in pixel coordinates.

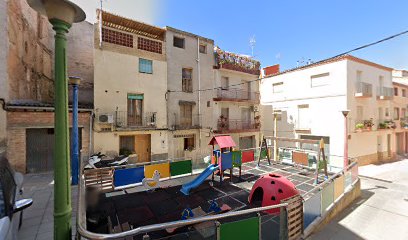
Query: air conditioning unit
[
  {"left": 251, "top": 106, "right": 259, "bottom": 112},
  {"left": 98, "top": 114, "right": 114, "bottom": 124}
]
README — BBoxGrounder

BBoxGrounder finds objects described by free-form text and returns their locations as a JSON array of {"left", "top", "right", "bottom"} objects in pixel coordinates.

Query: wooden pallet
[
  {"left": 84, "top": 168, "right": 114, "bottom": 193},
  {"left": 282, "top": 194, "right": 304, "bottom": 240}
]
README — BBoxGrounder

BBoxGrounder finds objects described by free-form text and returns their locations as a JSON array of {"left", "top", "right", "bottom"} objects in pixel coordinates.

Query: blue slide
[{"left": 180, "top": 164, "right": 219, "bottom": 195}]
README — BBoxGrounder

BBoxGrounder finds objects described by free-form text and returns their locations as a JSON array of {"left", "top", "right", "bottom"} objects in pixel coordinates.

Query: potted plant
[
  {"left": 363, "top": 119, "right": 374, "bottom": 131},
  {"left": 254, "top": 115, "right": 261, "bottom": 129},
  {"left": 218, "top": 115, "right": 228, "bottom": 129},
  {"left": 378, "top": 122, "right": 387, "bottom": 129},
  {"left": 355, "top": 123, "right": 364, "bottom": 132}
]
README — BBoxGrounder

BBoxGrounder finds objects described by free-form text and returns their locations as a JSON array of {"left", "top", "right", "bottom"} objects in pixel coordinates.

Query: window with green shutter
[{"left": 139, "top": 58, "right": 153, "bottom": 74}]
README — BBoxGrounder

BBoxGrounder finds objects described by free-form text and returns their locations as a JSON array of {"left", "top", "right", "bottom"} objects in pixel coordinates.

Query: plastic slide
[{"left": 180, "top": 164, "right": 219, "bottom": 195}]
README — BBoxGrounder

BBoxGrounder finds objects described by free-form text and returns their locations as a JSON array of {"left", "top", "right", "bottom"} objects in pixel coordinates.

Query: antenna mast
[{"left": 249, "top": 35, "right": 256, "bottom": 57}]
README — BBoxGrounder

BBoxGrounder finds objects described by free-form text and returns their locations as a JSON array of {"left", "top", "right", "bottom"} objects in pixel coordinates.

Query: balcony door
[
  {"left": 180, "top": 104, "right": 193, "bottom": 128},
  {"left": 127, "top": 94, "right": 143, "bottom": 126},
  {"left": 241, "top": 107, "right": 251, "bottom": 129}
]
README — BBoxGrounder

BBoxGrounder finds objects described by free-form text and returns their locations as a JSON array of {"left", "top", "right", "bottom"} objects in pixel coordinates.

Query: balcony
[
  {"left": 215, "top": 118, "right": 260, "bottom": 133},
  {"left": 399, "top": 118, "right": 408, "bottom": 129},
  {"left": 115, "top": 111, "right": 157, "bottom": 129},
  {"left": 377, "top": 119, "right": 396, "bottom": 130},
  {"left": 377, "top": 87, "right": 393, "bottom": 100},
  {"left": 354, "top": 119, "right": 374, "bottom": 132},
  {"left": 213, "top": 88, "right": 260, "bottom": 103},
  {"left": 171, "top": 114, "right": 201, "bottom": 130},
  {"left": 354, "top": 82, "right": 372, "bottom": 98},
  {"left": 214, "top": 47, "right": 260, "bottom": 75}
]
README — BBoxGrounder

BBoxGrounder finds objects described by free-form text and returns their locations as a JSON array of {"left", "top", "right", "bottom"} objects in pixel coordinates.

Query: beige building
[
  {"left": 391, "top": 81, "right": 408, "bottom": 155},
  {"left": 164, "top": 27, "right": 215, "bottom": 163},
  {"left": 260, "top": 55, "right": 398, "bottom": 167},
  {"left": 93, "top": 11, "right": 169, "bottom": 162},
  {"left": 212, "top": 47, "right": 262, "bottom": 150}
]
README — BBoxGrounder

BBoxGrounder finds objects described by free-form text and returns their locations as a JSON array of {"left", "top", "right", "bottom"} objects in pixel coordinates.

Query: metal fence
[
  {"left": 217, "top": 119, "right": 260, "bottom": 132},
  {"left": 115, "top": 111, "right": 157, "bottom": 128},
  {"left": 215, "top": 88, "right": 260, "bottom": 102}
]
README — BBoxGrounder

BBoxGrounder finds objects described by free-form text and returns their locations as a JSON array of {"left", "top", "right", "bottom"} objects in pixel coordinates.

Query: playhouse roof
[{"left": 208, "top": 135, "right": 236, "bottom": 148}]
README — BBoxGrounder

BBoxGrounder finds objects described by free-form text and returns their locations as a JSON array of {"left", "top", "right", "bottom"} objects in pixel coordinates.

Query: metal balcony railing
[
  {"left": 216, "top": 118, "right": 260, "bottom": 132},
  {"left": 214, "top": 88, "right": 260, "bottom": 102},
  {"left": 355, "top": 82, "right": 372, "bottom": 97},
  {"left": 377, "top": 87, "right": 393, "bottom": 100},
  {"left": 115, "top": 111, "right": 157, "bottom": 128},
  {"left": 171, "top": 114, "right": 201, "bottom": 130}
]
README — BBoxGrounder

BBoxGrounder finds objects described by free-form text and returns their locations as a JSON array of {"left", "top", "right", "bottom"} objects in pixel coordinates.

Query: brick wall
[{"left": 6, "top": 111, "right": 91, "bottom": 173}]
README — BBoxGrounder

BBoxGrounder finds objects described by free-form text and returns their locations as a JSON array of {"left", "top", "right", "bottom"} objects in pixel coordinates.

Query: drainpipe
[
  {"left": 197, "top": 38, "right": 202, "bottom": 149},
  {"left": 69, "top": 76, "right": 80, "bottom": 185}
]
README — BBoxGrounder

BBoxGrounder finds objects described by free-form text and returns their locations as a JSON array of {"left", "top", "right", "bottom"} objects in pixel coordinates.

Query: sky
[{"left": 72, "top": 0, "right": 408, "bottom": 71}]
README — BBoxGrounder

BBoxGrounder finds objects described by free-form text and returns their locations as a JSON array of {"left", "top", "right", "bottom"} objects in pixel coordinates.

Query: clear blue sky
[{"left": 76, "top": 0, "right": 408, "bottom": 71}]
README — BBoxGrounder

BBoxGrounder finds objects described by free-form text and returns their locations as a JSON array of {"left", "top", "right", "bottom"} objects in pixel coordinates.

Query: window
[
  {"left": 127, "top": 94, "right": 143, "bottom": 126},
  {"left": 356, "top": 71, "right": 362, "bottom": 82},
  {"left": 221, "top": 77, "right": 229, "bottom": 90},
  {"left": 402, "top": 89, "right": 406, "bottom": 97},
  {"left": 173, "top": 36, "right": 185, "bottom": 48},
  {"left": 394, "top": 87, "right": 398, "bottom": 96},
  {"left": 385, "top": 108, "right": 390, "bottom": 117},
  {"left": 184, "top": 136, "right": 195, "bottom": 150},
  {"left": 311, "top": 72, "right": 330, "bottom": 87},
  {"left": 272, "top": 82, "right": 283, "bottom": 93},
  {"left": 139, "top": 58, "right": 153, "bottom": 74},
  {"left": 102, "top": 28, "right": 133, "bottom": 48},
  {"left": 356, "top": 106, "right": 364, "bottom": 121},
  {"left": 137, "top": 37, "right": 162, "bottom": 54},
  {"left": 394, "top": 107, "right": 400, "bottom": 120},
  {"left": 182, "top": 68, "right": 193, "bottom": 92},
  {"left": 119, "top": 136, "right": 135, "bottom": 154},
  {"left": 199, "top": 44, "right": 207, "bottom": 53},
  {"left": 180, "top": 104, "right": 193, "bottom": 127},
  {"left": 297, "top": 104, "right": 311, "bottom": 129},
  {"left": 402, "top": 108, "right": 407, "bottom": 118}
]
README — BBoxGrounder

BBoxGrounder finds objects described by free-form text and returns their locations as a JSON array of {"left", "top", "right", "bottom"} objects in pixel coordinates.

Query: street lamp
[
  {"left": 342, "top": 110, "right": 350, "bottom": 170},
  {"left": 69, "top": 76, "right": 81, "bottom": 186},
  {"left": 26, "top": 1, "right": 85, "bottom": 239}
]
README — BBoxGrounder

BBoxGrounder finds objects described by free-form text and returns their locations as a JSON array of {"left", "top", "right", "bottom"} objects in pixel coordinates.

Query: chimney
[{"left": 262, "top": 64, "right": 280, "bottom": 76}]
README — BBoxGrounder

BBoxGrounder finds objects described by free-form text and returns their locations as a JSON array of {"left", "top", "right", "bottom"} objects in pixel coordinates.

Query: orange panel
[
  {"left": 334, "top": 175, "right": 345, "bottom": 200},
  {"left": 144, "top": 162, "right": 170, "bottom": 179}
]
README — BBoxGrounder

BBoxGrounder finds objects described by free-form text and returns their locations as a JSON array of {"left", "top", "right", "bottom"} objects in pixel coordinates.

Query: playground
[{"left": 81, "top": 135, "right": 359, "bottom": 240}]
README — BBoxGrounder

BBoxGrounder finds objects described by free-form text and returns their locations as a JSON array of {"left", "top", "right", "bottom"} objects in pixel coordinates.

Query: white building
[{"left": 260, "top": 55, "right": 396, "bottom": 167}]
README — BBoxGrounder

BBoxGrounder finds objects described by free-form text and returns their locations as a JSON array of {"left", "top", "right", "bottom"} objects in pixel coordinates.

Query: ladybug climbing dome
[{"left": 248, "top": 173, "right": 299, "bottom": 214}]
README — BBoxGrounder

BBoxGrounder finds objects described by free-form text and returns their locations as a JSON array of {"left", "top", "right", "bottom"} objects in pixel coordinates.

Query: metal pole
[
  {"left": 342, "top": 111, "right": 349, "bottom": 170},
  {"left": 273, "top": 113, "right": 278, "bottom": 162},
  {"left": 70, "top": 77, "right": 80, "bottom": 185},
  {"left": 50, "top": 18, "right": 72, "bottom": 239}
]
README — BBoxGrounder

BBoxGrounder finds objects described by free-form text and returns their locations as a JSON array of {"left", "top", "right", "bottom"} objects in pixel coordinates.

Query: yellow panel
[
  {"left": 333, "top": 175, "right": 345, "bottom": 200},
  {"left": 145, "top": 163, "right": 170, "bottom": 179}
]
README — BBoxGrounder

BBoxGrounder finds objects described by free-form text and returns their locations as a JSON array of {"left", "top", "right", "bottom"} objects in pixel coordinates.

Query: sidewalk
[
  {"left": 310, "top": 159, "right": 408, "bottom": 240},
  {"left": 17, "top": 172, "right": 78, "bottom": 240}
]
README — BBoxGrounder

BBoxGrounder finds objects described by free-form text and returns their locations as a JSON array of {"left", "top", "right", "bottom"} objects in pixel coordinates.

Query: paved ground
[
  {"left": 311, "top": 158, "right": 408, "bottom": 240},
  {"left": 17, "top": 172, "right": 78, "bottom": 240}
]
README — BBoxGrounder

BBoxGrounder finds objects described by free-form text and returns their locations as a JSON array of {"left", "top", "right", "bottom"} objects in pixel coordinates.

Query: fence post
[{"left": 279, "top": 206, "right": 288, "bottom": 240}]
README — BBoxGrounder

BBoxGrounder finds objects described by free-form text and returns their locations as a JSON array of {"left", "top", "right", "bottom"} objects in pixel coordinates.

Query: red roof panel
[{"left": 208, "top": 135, "right": 236, "bottom": 148}]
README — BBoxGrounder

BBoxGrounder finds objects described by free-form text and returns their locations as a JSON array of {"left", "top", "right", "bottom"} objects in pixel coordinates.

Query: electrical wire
[{"left": 167, "top": 29, "right": 408, "bottom": 93}]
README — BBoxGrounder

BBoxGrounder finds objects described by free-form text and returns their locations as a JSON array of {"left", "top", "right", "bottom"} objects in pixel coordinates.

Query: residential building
[
  {"left": 391, "top": 81, "right": 408, "bottom": 155},
  {"left": 260, "top": 55, "right": 396, "bottom": 167},
  {"left": 165, "top": 27, "right": 215, "bottom": 163},
  {"left": 0, "top": 0, "right": 93, "bottom": 173},
  {"left": 212, "top": 47, "right": 261, "bottom": 150},
  {"left": 93, "top": 11, "right": 168, "bottom": 162}
]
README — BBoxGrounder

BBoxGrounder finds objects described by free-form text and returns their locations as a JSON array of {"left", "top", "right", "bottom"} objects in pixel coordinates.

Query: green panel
[
  {"left": 220, "top": 217, "right": 259, "bottom": 240},
  {"left": 170, "top": 160, "right": 192, "bottom": 176},
  {"left": 321, "top": 181, "right": 335, "bottom": 214},
  {"left": 261, "top": 149, "right": 267, "bottom": 159},
  {"left": 232, "top": 151, "right": 242, "bottom": 167},
  {"left": 128, "top": 94, "right": 144, "bottom": 100}
]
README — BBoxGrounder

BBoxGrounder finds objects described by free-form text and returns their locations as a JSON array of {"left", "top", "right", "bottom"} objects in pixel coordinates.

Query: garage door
[{"left": 26, "top": 128, "right": 82, "bottom": 173}]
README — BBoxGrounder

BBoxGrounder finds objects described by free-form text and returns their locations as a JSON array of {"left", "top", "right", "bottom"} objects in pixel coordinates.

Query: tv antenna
[{"left": 249, "top": 35, "right": 256, "bottom": 57}]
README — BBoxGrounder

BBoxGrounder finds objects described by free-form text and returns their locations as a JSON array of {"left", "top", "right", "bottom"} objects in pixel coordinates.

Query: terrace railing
[
  {"left": 115, "top": 111, "right": 157, "bottom": 129},
  {"left": 377, "top": 86, "right": 393, "bottom": 100},
  {"left": 170, "top": 113, "right": 201, "bottom": 130},
  {"left": 214, "top": 88, "right": 260, "bottom": 103},
  {"left": 354, "top": 82, "right": 372, "bottom": 97},
  {"left": 216, "top": 119, "right": 260, "bottom": 133}
]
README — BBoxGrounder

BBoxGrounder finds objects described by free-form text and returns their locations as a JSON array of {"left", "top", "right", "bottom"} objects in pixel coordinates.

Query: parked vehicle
[{"left": 0, "top": 153, "right": 33, "bottom": 240}]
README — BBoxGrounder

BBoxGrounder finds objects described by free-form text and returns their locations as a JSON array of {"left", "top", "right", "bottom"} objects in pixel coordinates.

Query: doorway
[
  {"left": 377, "top": 135, "right": 382, "bottom": 160},
  {"left": 135, "top": 134, "right": 151, "bottom": 162}
]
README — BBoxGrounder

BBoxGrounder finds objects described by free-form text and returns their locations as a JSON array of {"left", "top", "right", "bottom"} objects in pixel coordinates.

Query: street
[{"left": 311, "top": 159, "right": 408, "bottom": 240}]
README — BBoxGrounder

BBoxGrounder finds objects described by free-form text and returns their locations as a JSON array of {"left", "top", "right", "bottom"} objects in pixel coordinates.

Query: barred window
[
  {"left": 102, "top": 28, "right": 133, "bottom": 48},
  {"left": 137, "top": 37, "right": 162, "bottom": 54}
]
